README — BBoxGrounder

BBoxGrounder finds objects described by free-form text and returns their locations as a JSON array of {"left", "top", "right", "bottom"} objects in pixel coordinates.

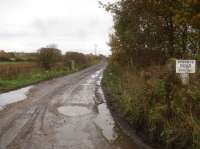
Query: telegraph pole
[{"left": 94, "top": 44, "right": 98, "bottom": 56}]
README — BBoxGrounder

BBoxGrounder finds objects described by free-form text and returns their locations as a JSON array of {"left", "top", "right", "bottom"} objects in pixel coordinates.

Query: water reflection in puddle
[
  {"left": 58, "top": 106, "right": 91, "bottom": 117},
  {"left": 0, "top": 86, "right": 32, "bottom": 110},
  {"left": 95, "top": 103, "right": 118, "bottom": 141},
  {"left": 91, "top": 69, "right": 103, "bottom": 79}
]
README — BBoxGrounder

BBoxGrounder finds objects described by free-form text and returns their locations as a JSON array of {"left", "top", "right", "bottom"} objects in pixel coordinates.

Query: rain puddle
[
  {"left": 81, "top": 69, "right": 103, "bottom": 86},
  {"left": 0, "top": 86, "right": 32, "bottom": 110},
  {"left": 91, "top": 69, "right": 103, "bottom": 78},
  {"left": 94, "top": 103, "right": 118, "bottom": 141},
  {"left": 58, "top": 106, "right": 91, "bottom": 117},
  {"left": 93, "top": 69, "right": 117, "bottom": 141}
]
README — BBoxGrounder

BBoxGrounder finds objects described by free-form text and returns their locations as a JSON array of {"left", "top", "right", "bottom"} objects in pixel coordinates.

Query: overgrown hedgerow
[{"left": 102, "top": 63, "right": 200, "bottom": 149}]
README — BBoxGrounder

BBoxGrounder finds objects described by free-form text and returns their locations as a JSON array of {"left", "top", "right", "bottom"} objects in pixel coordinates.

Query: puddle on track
[
  {"left": 95, "top": 103, "right": 117, "bottom": 142},
  {"left": 58, "top": 106, "right": 91, "bottom": 117},
  {"left": 0, "top": 86, "right": 32, "bottom": 110},
  {"left": 56, "top": 69, "right": 144, "bottom": 149},
  {"left": 91, "top": 69, "right": 103, "bottom": 79}
]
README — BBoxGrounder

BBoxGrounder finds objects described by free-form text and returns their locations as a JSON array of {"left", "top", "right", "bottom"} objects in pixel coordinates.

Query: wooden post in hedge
[{"left": 71, "top": 60, "right": 75, "bottom": 71}]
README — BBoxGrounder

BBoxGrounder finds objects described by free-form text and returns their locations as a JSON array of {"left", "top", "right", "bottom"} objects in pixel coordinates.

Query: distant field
[
  {"left": 0, "top": 67, "right": 70, "bottom": 93},
  {"left": 0, "top": 51, "right": 100, "bottom": 93},
  {"left": 0, "top": 61, "right": 33, "bottom": 64},
  {"left": 0, "top": 61, "right": 97, "bottom": 93},
  {"left": 0, "top": 62, "right": 71, "bottom": 92},
  {"left": 0, "top": 62, "right": 37, "bottom": 79}
]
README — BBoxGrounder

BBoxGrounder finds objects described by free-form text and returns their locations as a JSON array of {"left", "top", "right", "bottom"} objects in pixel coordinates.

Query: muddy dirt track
[{"left": 0, "top": 62, "right": 148, "bottom": 149}]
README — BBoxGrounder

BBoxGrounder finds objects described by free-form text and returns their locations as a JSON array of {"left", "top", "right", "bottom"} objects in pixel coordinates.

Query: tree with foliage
[
  {"left": 101, "top": 0, "right": 200, "bottom": 148},
  {"left": 102, "top": 0, "right": 200, "bottom": 67},
  {"left": 64, "top": 52, "right": 87, "bottom": 70},
  {"left": 38, "top": 47, "right": 62, "bottom": 70}
]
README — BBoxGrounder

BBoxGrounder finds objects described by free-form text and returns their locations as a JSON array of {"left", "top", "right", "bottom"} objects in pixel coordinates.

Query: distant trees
[
  {"left": 0, "top": 50, "right": 14, "bottom": 61},
  {"left": 64, "top": 52, "right": 99, "bottom": 70},
  {"left": 38, "top": 47, "right": 62, "bottom": 70},
  {"left": 0, "top": 50, "right": 9, "bottom": 61},
  {"left": 37, "top": 48, "right": 99, "bottom": 70},
  {"left": 64, "top": 52, "right": 87, "bottom": 68},
  {"left": 0, "top": 51, "right": 38, "bottom": 62},
  {"left": 0, "top": 43, "right": 100, "bottom": 70},
  {"left": 103, "top": 0, "right": 200, "bottom": 68}
]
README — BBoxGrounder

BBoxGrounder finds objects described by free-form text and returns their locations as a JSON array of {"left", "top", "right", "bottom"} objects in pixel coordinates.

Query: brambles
[
  {"left": 102, "top": 0, "right": 200, "bottom": 148},
  {"left": 103, "top": 63, "right": 200, "bottom": 148}
]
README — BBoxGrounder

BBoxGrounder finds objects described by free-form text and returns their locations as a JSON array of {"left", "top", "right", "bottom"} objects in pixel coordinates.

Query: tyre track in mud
[
  {"left": 0, "top": 61, "right": 148, "bottom": 149},
  {"left": 0, "top": 63, "right": 105, "bottom": 149}
]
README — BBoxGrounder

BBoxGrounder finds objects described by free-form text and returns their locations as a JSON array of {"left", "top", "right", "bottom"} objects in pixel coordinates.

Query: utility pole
[{"left": 94, "top": 44, "right": 98, "bottom": 56}]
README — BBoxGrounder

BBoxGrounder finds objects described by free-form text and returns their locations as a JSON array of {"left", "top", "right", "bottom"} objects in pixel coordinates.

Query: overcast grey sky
[{"left": 0, "top": 0, "right": 113, "bottom": 55}]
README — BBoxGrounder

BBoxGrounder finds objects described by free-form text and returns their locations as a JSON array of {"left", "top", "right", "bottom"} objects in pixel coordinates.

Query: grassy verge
[
  {"left": 0, "top": 68, "right": 75, "bottom": 93},
  {"left": 0, "top": 61, "right": 32, "bottom": 64},
  {"left": 102, "top": 63, "right": 200, "bottom": 149},
  {"left": 0, "top": 62, "right": 97, "bottom": 93}
]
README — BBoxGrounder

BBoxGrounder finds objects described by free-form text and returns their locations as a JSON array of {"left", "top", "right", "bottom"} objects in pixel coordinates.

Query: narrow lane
[{"left": 0, "top": 62, "right": 144, "bottom": 149}]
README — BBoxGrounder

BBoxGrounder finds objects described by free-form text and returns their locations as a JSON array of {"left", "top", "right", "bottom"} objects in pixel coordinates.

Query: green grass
[
  {"left": 0, "top": 59, "right": 100, "bottom": 93},
  {"left": 0, "top": 61, "right": 32, "bottom": 64},
  {"left": 0, "top": 68, "right": 76, "bottom": 93}
]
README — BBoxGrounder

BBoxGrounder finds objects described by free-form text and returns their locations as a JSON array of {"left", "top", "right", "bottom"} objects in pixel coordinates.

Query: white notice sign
[{"left": 176, "top": 60, "right": 196, "bottom": 74}]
